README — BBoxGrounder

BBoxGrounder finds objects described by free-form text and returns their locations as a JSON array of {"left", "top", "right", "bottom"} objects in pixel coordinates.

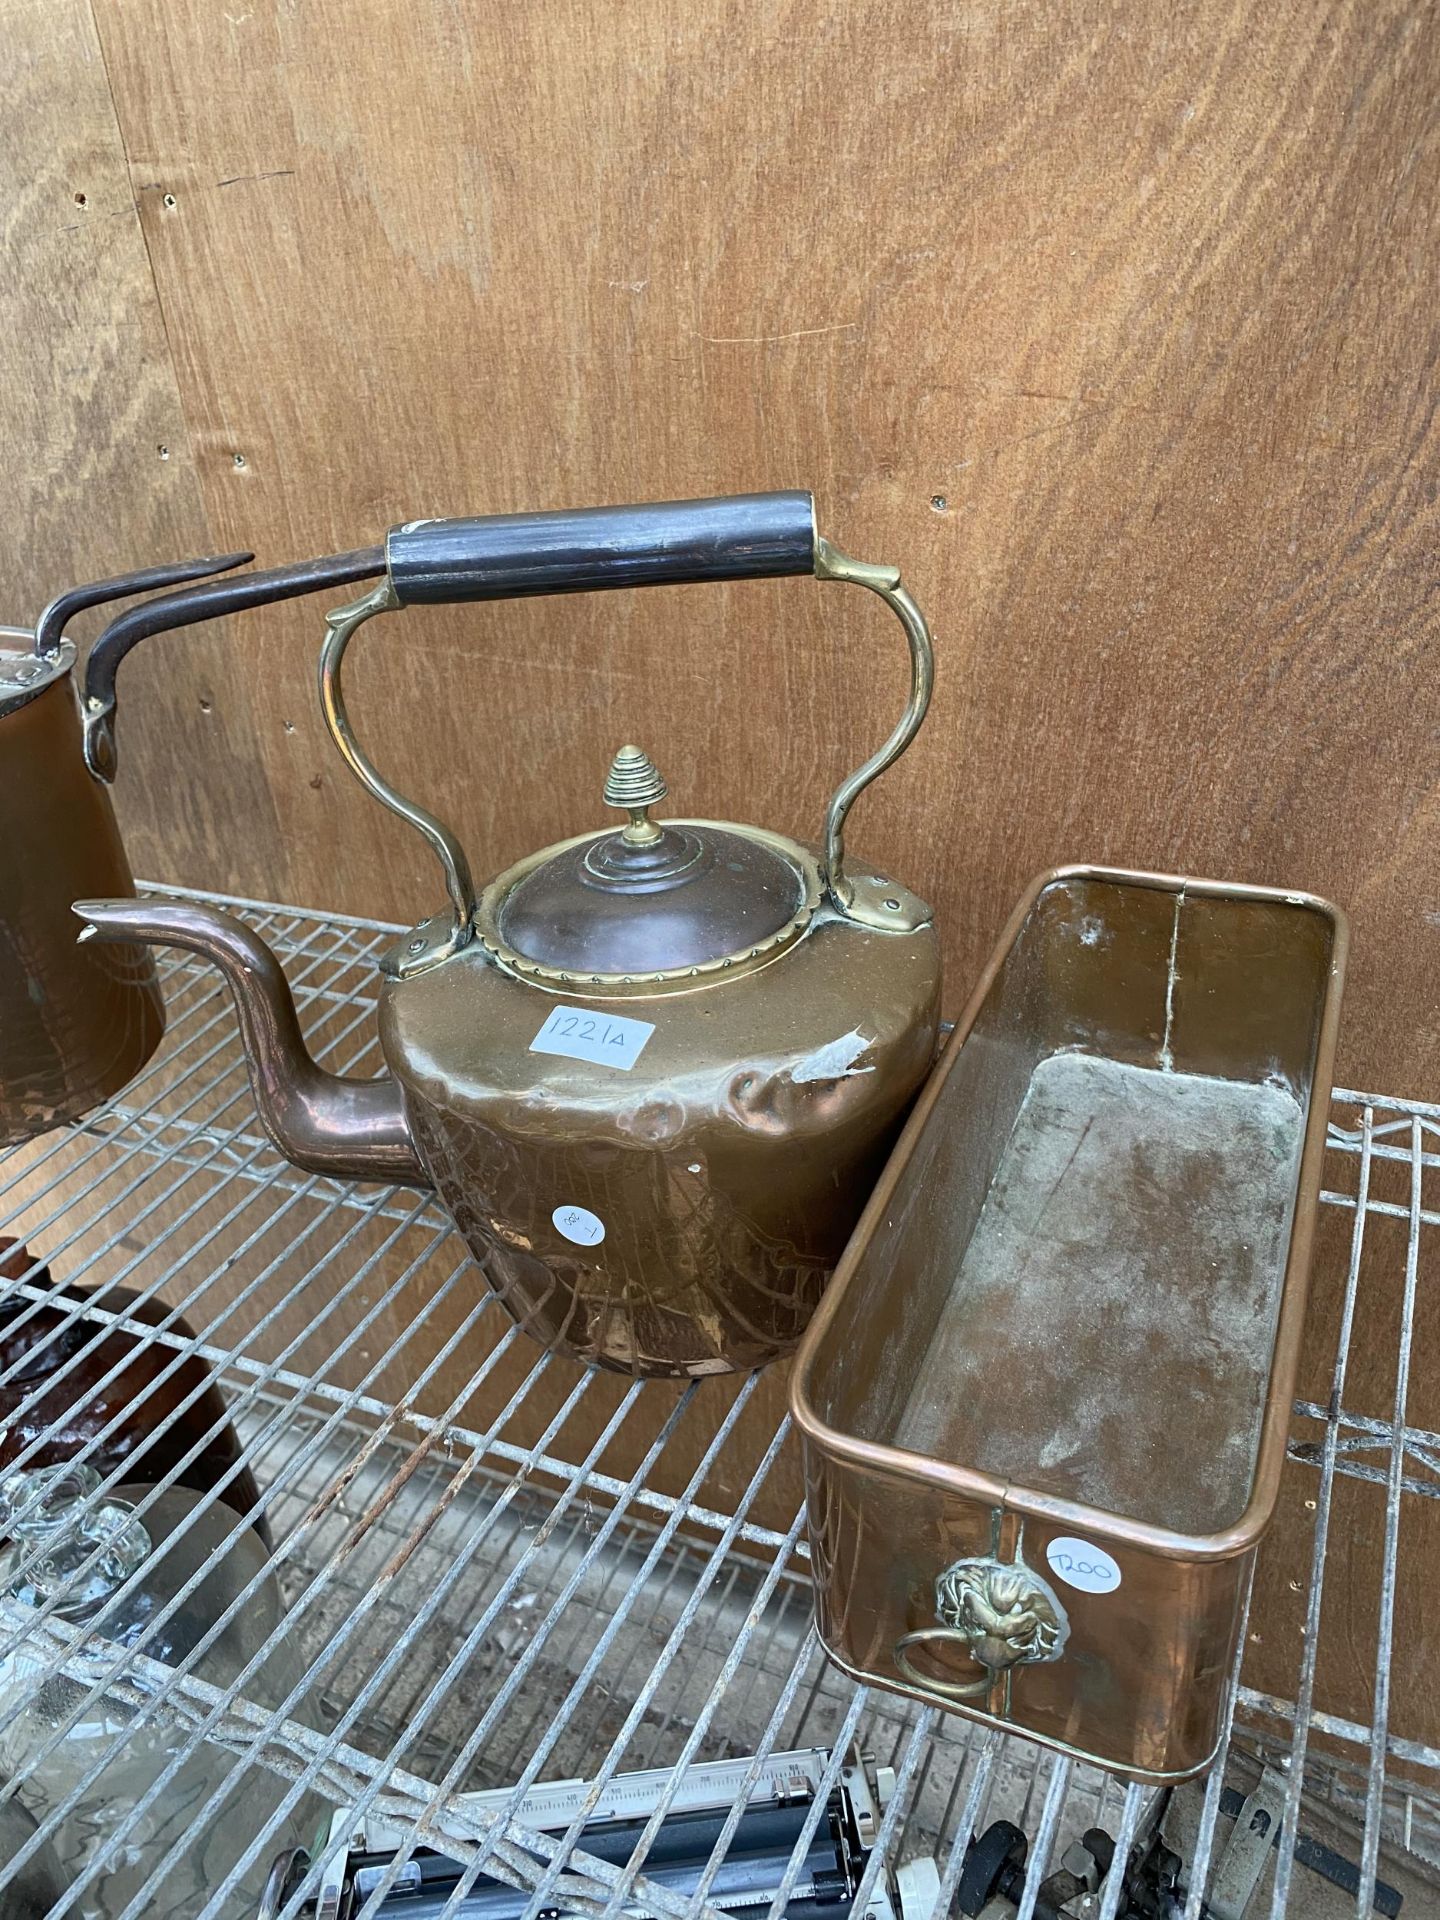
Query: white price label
[
  {"left": 529, "top": 1004, "right": 655, "bottom": 1071},
  {"left": 552, "top": 1204, "right": 605, "bottom": 1246},
  {"left": 1046, "top": 1536, "right": 1122, "bottom": 1595}
]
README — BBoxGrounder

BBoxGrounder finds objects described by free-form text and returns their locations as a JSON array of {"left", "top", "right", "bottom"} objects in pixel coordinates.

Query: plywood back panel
[{"left": 42, "top": 1, "right": 1440, "bottom": 1120}]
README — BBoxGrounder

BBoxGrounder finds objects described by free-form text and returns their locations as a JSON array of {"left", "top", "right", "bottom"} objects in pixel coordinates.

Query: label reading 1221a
[{"left": 529, "top": 1004, "right": 656, "bottom": 1071}]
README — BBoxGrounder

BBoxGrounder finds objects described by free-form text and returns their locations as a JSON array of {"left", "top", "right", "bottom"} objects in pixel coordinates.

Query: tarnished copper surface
[
  {"left": 74, "top": 900, "right": 424, "bottom": 1186},
  {"left": 76, "top": 865, "right": 939, "bottom": 1378},
  {"left": 496, "top": 813, "right": 811, "bottom": 979},
  {"left": 73, "top": 496, "right": 942, "bottom": 1376},
  {"left": 0, "top": 550, "right": 256, "bottom": 1143},
  {"left": 389, "top": 873, "right": 940, "bottom": 1376},
  {"left": 0, "top": 670, "right": 162, "bottom": 1147},
  {"left": 474, "top": 819, "right": 825, "bottom": 995},
  {"left": 791, "top": 865, "right": 1347, "bottom": 1780}
]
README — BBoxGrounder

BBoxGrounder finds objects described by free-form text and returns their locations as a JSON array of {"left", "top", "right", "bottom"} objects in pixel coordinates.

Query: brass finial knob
[{"left": 605, "top": 745, "right": 667, "bottom": 845}]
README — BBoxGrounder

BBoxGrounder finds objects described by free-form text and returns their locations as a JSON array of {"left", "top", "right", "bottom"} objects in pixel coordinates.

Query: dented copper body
[
  {"left": 77, "top": 493, "right": 943, "bottom": 1376},
  {"left": 792, "top": 866, "right": 1346, "bottom": 1780},
  {"left": 389, "top": 844, "right": 940, "bottom": 1374},
  {"left": 81, "top": 857, "right": 939, "bottom": 1377},
  {"left": 0, "top": 554, "right": 262, "bottom": 1146}
]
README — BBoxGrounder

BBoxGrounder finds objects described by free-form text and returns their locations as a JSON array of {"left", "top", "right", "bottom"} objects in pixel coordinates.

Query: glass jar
[{"left": 0, "top": 1463, "right": 326, "bottom": 1919}]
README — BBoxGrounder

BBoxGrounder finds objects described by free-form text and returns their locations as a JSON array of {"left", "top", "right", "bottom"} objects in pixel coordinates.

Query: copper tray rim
[
  {"left": 812, "top": 1633, "right": 1228, "bottom": 1785},
  {"left": 790, "top": 860, "right": 1350, "bottom": 1566}
]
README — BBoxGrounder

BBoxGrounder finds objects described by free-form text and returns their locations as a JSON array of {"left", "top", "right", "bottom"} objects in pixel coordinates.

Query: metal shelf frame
[{"left": 0, "top": 882, "right": 1433, "bottom": 1919}]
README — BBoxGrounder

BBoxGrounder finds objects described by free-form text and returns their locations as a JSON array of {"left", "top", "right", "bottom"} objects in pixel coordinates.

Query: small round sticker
[
  {"left": 1046, "top": 1536, "right": 1122, "bottom": 1595},
  {"left": 552, "top": 1204, "right": 605, "bottom": 1247}
]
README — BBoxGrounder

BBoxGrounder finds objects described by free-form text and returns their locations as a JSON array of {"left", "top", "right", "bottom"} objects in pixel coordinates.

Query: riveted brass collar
[{"left": 0, "top": 631, "right": 73, "bottom": 718}]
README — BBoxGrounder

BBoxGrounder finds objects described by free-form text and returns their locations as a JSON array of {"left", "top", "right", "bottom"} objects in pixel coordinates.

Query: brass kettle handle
[{"left": 318, "top": 493, "right": 935, "bottom": 972}]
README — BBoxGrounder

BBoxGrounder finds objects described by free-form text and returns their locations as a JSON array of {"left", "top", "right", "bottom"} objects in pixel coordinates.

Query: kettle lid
[{"left": 483, "top": 746, "right": 821, "bottom": 987}]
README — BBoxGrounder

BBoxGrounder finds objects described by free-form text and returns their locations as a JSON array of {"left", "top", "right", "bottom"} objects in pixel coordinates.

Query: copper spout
[{"left": 73, "top": 899, "right": 427, "bottom": 1189}]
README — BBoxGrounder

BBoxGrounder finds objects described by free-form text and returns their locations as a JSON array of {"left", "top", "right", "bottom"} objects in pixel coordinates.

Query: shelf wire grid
[{"left": 0, "top": 882, "right": 1434, "bottom": 1918}]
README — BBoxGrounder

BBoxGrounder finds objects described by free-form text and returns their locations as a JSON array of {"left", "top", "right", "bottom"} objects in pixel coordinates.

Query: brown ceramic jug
[{"left": 0, "top": 1240, "right": 267, "bottom": 1545}]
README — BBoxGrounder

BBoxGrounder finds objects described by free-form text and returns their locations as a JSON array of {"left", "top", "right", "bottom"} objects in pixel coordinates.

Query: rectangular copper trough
[{"left": 791, "top": 865, "right": 1347, "bottom": 1780}]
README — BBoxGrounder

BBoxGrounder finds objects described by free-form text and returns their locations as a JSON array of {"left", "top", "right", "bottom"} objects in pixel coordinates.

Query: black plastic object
[
  {"left": 959, "top": 1820, "right": 1028, "bottom": 1916},
  {"left": 385, "top": 492, "right": 816, "bottom": 604},
  {"left": 278, "top": 1793, "right": 855, "bottom": 1917},
  {"left": 1083, "top": 1827, "right": 1116, "bottom": 1877}
]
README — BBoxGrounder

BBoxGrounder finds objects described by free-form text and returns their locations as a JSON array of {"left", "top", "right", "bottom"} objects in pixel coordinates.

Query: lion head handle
[
  {"left": 894, "top": 1554, "right": 1069, "bottom": 1701},
  {"left": 935, "top": 1557, "right": 1067, "bottom": 1668}
]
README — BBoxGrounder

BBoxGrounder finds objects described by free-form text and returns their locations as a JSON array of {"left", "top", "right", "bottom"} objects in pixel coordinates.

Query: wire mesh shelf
[{"left": 0, "top": 883, "right": 1436, "bottom": 1919}]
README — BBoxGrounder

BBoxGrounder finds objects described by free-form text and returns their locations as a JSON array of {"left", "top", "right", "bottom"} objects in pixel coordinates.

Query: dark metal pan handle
[
  {"left": 82, "top": 547, "right": 386, "bottom": 781},
  {"left": 34, "top": 553, "right": 255, "bottom": 662},
  {"left": 386, "top": 492, "right": 817, "bottom": 604}
]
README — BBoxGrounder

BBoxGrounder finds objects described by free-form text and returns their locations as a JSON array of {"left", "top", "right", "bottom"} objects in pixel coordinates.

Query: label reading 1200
[
  {"left": 529, "top": 1004, "right": 656, "bottom": 1072},
  {"left": 1046, "top": 1536, "right": 1123, "bottom": 1595}
]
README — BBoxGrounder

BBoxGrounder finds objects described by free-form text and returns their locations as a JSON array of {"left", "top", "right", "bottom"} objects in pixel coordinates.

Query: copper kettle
[
  {"left": 0, "top": 555, "right": 262, "bottom": 1146},
  {"left": 77, "top": 494, "right": 942, "bottom": 1377}
]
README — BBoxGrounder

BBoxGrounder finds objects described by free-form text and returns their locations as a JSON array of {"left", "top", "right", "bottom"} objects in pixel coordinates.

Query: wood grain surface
[
  {"left": 1, "top": 0, "right": 1438, "bottom": 1757},
  {"left": 0, "top": 0, "right": 286, "bottom": 877}
]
